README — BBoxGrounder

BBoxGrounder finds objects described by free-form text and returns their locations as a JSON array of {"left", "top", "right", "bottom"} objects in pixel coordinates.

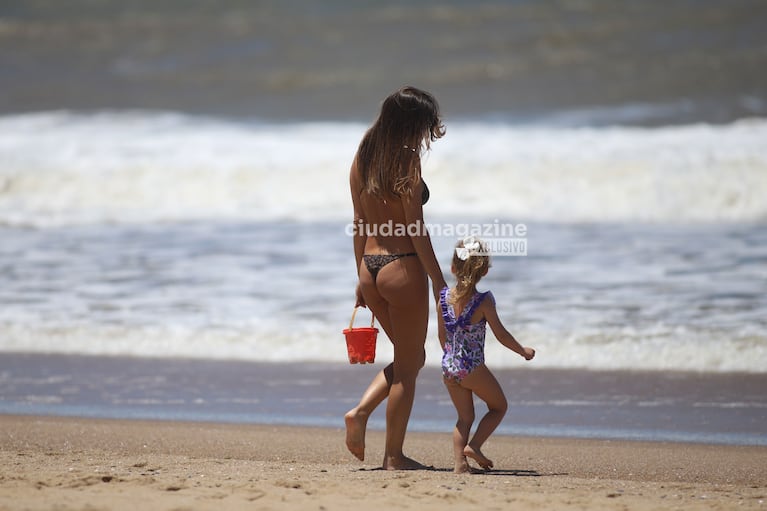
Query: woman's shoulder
[{"left": 349, "top": 156, "right": 361, "bottom": 180}]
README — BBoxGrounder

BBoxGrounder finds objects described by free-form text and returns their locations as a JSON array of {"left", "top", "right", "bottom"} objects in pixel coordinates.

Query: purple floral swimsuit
[{"left": 440, "top": 287, "right": 493, "bottom": 383}]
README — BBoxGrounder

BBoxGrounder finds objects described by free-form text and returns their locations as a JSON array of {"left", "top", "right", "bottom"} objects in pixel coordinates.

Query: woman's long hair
[
  {"left": 356, "top": 86, "right": 445, "bottom": 199},
  {"left": 450, "top": 238, "right": 491, "bottom": 306}
]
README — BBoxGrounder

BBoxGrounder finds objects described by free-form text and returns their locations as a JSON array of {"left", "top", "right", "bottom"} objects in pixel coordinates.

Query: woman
[{"left": 345, "top": 86, "right": 447, "bottom": 470}]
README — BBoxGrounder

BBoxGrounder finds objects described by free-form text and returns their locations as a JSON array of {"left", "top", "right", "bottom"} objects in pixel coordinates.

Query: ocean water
[
  {"left": 2, "top": 0, "right": 767, "bottom": 123},
  {"left": 1, "top": 0, "right": 766, "bottom": 444},
  {"left": 2, "top": 354, "right": 765, "bottom": 446},
  {"left": 1, "top": 112, "right": 765, "bottom": 373}
]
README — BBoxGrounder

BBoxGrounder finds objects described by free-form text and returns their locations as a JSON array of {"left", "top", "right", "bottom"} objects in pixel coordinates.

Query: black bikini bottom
[{"left": 362, "top": 253, "right": 417, "bottom": 282}]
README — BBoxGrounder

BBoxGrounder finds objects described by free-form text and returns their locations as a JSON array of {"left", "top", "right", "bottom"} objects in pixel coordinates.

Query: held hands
[{"left": 431, "top": 277, "right": 447, "bottom": 304}]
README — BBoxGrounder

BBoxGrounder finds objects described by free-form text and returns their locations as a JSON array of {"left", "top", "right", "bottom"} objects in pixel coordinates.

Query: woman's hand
[
  {"left": 431, "top": 282, "right": 442, "bottom": 304},
  {"left": 431, "top": 277, "right": 447, "bottom": 304},
  {"left": 355, "top": 283, "right": 366, "bottom": 308}
]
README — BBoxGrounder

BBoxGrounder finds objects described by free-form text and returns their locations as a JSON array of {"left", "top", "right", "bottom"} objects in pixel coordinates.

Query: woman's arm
[
  {"left": 350, "top": 160, "right": 368, "bottom": 306},
  {"left": 402, "top": 179, "right": 447, "bottom": 301},
  {"left": 481, "top": 296, "right": 535, "bottom": 360},
  {"left": 349, "top": 159, "right": 367, "bottom": 274}
]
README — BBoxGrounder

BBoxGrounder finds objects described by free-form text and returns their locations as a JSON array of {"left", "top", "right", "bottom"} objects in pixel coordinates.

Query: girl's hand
[
  {"left": 522, "top": 347, "right": 536, "bottom": 361},
  {"left": 355, "top": 283, "right": 366, "bottom": 308}
]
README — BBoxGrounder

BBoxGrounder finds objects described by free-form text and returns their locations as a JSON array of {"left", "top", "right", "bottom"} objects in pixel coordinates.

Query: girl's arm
[
  {"left": 350, "top": 160, "right": 368, "bottom": 306},
  {"left": 402, "top": 179, "right": 447, "bottom": 302},
  {"left": 481, "top": 295, "right": 535, "bottom": 360}
]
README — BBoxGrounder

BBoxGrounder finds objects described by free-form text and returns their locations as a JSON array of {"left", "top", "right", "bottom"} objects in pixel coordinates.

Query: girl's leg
[
  {"left": 460, "top": 364, "right": 508, "bottom": 469},
  {"left": 375, "top": 256, "right": 428, "bottom": 470},
  {"left": 344, "top": 263, "right": 397, "bottom": 461},
  {"left": 444, "top": 378, "right": 476, "bottom": 473}
]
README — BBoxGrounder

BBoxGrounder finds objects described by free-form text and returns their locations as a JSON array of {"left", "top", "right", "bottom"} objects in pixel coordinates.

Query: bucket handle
[{"left": 349, "top": 306, "right": 376, "bottom": 330}]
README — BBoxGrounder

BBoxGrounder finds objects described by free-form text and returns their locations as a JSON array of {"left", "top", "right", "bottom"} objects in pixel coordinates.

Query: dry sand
[{"left": 1, "top": 415, "right": 764, "bottom": 510}]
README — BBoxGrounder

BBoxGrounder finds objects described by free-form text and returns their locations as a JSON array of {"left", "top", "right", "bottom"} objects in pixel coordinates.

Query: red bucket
[{"left": 343, "top": 307, "right": 378, "bottom": 364}]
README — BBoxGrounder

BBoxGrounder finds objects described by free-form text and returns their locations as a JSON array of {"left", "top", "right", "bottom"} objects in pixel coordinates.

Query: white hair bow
[{"left": 455, "top": 236, "right": 481, "bottom": 261}]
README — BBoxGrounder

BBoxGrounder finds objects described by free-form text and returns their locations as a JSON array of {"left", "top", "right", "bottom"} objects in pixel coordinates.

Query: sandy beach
[
  {"left": 1, "top": 415, "right": 764, "bottom": 510},
  {"left": 1, "top": 4, "right": 765, "bottom": 510}
]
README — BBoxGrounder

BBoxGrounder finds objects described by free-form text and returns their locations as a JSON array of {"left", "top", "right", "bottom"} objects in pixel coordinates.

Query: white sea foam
[
  {"left": 2, "top": 317, "right": 765, "bottom": 373},
  {"left": 1, "top": 219, "right": 765, "bottom": 373},
  {"left": 1, "top": 112, "right": 766, "bottom": 373},
  {"left": 1, "top": 111, "right": 766, "bottom": 226}
]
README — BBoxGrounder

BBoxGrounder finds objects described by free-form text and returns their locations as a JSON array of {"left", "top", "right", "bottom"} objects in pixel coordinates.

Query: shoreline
[
  {"left": 2, "top": 352, "right": 765, "bottom": 447},
  {"left": 0, "top": 353, "right": 767, "bottom": 446},
  {"left": 1, "top": 414, "right": 765, "bottom": 510}
]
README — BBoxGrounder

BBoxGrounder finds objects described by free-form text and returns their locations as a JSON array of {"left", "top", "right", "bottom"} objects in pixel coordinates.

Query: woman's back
[{"left": 351, "top": 160, "right": 426, "bottom": 255}]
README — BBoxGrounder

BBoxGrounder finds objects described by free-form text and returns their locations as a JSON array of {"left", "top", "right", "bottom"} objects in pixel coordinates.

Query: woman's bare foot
[
  {"left": 344, "top": 409, "right": 367, "bottom": 461},
  {"left": 463, "top": 445, "right": 493, "bottom": 470},
  {"left": 383, "top": 454, "right": 430, "bottom": 471}
]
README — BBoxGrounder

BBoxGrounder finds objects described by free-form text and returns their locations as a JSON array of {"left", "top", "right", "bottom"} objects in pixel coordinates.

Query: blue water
[
  {"left": 2, "top": 0, "right": 766, "bottom": 123},
  {"left": 1, "top": 353, "right": 765, "bottom": 446},
  {"left": 0, "top": 220, "right": 765, "bottom": 372},
  {"left": 1, "top": 0, "right": 766, "bottom": 446}
]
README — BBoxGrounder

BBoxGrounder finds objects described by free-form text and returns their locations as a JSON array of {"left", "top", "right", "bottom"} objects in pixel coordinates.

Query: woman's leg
[
  {"left": 344, "top": 262, "right": 397, "bottom": 461},
  {"left": 344, "top": 364, "right": 392, "bottom": 461},
  {"left": 375, "top": 256, "right": 428, "bottom": 470},
  {"left": 459, "top": 364, "right": 508, "bottom": 469}
]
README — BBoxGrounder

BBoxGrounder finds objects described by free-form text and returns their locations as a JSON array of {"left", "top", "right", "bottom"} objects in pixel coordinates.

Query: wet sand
[
  {"left": 3, "top": 354, "right": 765, "bottom": 445},
  {"left": 1, "top": 414, "right": 764, "bottom": 510}
]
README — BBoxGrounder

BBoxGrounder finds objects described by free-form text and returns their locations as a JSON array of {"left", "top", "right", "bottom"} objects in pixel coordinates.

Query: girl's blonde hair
[
  {"left": 450, "top": 238, "right": 490, "bottom": 305},
  {"left": 356, "top": 86, "right": 445, "bottom": 200}
]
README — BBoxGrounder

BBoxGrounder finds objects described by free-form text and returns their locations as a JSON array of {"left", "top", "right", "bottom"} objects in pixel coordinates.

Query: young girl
[{"left": 437, "top": 236, "right": 536, "bottom": 473}]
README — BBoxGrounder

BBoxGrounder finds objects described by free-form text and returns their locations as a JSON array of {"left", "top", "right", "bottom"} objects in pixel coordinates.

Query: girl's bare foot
[
  {"left": 454, "top": 457, "right": 482, "bottom": 474},
  {"left": 453, "top": 456, "right": 485, "bottom": 474},
  {"left": 463, "top": 445, "right": 493, "bottom": 470},
  {"left": 344, "top": 409, "right": 367, "bottom": 461},
  {"left": 383, "top": 454, "right": 430, "bottom": 471},
  {"left": 454, "top": 463, "right": 484, "bottom": 474}
]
